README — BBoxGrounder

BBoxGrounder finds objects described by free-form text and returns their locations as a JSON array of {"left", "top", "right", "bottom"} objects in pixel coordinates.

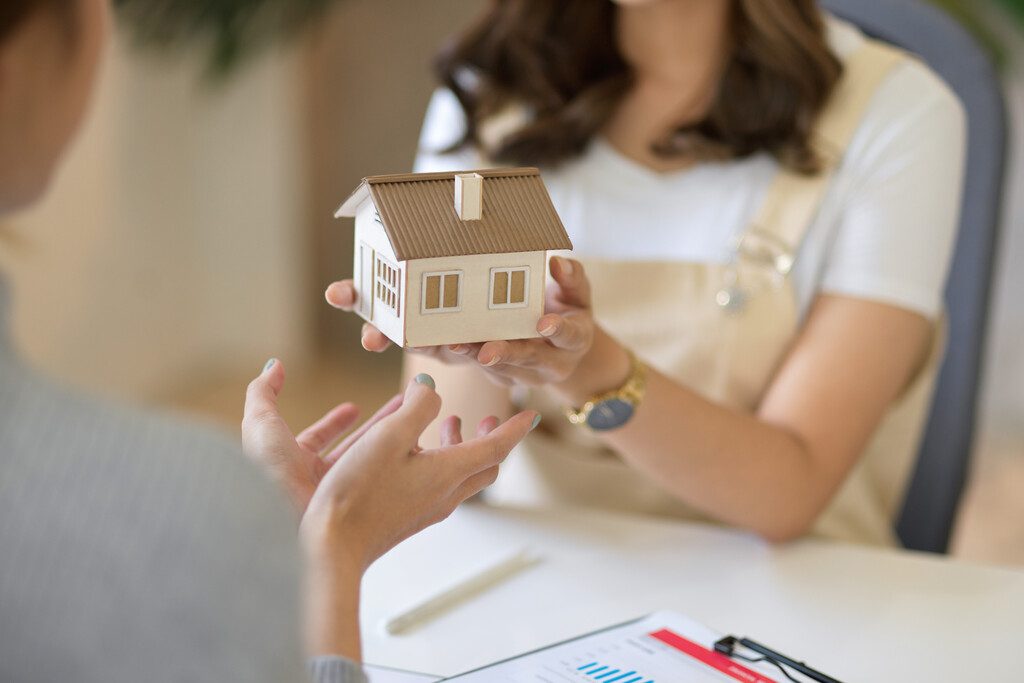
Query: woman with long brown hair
[{"left": 328, "top": 0, "right": 965, "bottom": 546}]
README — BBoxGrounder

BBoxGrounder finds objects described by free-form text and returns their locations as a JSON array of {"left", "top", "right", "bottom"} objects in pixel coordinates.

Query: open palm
[{"left": 241, "top": 359, "right": 403, "bottom": 513}]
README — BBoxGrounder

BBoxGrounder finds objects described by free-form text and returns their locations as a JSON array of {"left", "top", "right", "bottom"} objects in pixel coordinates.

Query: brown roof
[{"left": 335, "top": 167, "right": 572, "bottom": 261}]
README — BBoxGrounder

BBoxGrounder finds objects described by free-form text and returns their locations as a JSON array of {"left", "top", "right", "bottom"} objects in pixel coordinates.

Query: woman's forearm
[
  {"left": 553, "top": 330, "right": 830, "bottom": 541},
  {"left": 602, "top": 367, "right": 824, "bottom": 540},
  {"left": 552, "top": 295, "right": 930, "bottom": 541}
]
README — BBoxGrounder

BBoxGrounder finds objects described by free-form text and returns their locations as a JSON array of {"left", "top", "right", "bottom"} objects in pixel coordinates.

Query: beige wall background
[{"left": 0, "top": 31, "right": 308, "bottom": 400}]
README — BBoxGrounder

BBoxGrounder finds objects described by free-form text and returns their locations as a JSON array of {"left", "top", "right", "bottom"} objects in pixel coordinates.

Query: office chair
[{"left": 819, "top": 0, "right": 1008, "bottom": 553}]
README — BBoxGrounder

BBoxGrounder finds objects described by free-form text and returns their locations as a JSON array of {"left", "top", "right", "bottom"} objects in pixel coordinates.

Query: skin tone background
[{"left": 327, "top": 0, "right": 933, "bottom": 542}]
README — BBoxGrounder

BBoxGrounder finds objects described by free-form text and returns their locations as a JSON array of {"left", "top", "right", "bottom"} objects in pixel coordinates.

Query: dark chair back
[{"left": 819, "top": 0, "right": 1007, "bottom": 552}]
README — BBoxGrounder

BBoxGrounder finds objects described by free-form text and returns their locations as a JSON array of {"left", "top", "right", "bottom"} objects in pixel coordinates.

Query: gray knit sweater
[{"left": 0, "top": 280, "right": 365, "bottom": 683}]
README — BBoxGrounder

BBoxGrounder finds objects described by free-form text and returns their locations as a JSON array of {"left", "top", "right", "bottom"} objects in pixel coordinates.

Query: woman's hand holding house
[{"left": 325, "top": 256, "right": 635, "bottom": 407}]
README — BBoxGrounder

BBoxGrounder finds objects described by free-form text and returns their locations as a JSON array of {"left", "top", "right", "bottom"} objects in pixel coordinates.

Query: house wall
[
  {"left": 351, "top": 200, "right": 405, "bottom": 346},
  {"left": 405, "top": 251, "right": 546, "bottom": 347}
]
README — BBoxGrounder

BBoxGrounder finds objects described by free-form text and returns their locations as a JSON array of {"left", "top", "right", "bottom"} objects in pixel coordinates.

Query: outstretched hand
[
  {"left": 241, "top": 360, "right": 539, "bottom": 571},
  {"left": 242, "top": 361, "right": 538, "bottom": 660},
  {"left": 241, "top": 358, "right": 402, "bottom": 514}
]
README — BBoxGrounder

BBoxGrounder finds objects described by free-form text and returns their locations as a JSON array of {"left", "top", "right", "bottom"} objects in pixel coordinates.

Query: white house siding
[
  {"left": 405, "top": 251, "right": 546, "bottom": 347},
  {"left": 352, "top": 201, "right": 405, "bottom": 346}
]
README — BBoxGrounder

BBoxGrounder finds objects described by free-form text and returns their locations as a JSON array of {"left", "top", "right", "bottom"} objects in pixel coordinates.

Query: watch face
[{"left": 586, "top": 398, "right": 635, "bottom": 431}]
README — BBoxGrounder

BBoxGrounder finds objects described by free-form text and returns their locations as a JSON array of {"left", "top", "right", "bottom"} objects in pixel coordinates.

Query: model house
[{"left": 334, "top": 167, "right": 573, "bottom": 348}]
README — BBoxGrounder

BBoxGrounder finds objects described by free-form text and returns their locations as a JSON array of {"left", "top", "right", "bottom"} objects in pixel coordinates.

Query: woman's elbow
[
  {"left": 753, "top": 506, "right": 822, "bottom": 544},
  {"left": 759, "top": 521, "right": 811, "bottom": 545}
]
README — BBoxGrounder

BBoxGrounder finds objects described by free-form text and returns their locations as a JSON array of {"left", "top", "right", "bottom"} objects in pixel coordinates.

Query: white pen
[{"left": 383, "top": 547, "right": 541, "bottom": 635}]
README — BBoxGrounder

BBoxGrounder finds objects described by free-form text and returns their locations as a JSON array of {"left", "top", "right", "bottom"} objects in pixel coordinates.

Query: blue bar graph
[{"left": 575, "top": 662, "right": 652, "bottom": 683}]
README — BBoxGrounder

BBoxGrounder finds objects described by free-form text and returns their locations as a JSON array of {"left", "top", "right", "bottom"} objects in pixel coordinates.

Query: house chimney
[{"left": 454, "top": 173, "right": 483, "bottom": 221}]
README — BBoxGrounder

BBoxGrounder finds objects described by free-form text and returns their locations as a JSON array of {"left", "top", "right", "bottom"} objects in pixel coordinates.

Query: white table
[{"left": 361, "top": 504, "right": 1024, "bottom": 681}]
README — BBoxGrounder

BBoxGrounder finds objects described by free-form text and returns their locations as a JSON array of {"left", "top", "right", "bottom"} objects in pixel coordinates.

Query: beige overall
[{"left": 487, "top": 41, "right": 945, "bottom": 547}]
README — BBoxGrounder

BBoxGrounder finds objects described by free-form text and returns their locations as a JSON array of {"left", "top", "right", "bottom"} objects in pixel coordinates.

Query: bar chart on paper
[
  {"left": 574, "top": 661, "right": 653, "bottom": 682},
  {"left": 445, "top": 611, "right": 781, "bottom": 682}
]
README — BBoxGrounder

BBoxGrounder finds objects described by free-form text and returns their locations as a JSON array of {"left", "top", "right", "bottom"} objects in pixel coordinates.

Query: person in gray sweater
[{"left": 0, "top": 2, "right": 539, "bottom": 681}]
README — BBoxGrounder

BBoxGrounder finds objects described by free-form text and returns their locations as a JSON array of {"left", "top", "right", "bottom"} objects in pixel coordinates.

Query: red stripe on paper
[{"left": 648, "top": 629, "right": 778, "bottom": 683}]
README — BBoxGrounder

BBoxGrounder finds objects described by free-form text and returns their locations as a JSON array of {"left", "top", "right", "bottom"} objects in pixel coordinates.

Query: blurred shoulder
[
  {"left": 0, "top": 363, "right": 303, "bottom": 680},
  {"left": 826, "top": 13, "right": 965, "bottom": 125},
  {"left": 823, "top": 15, "right": 966, "bottom": 170}
]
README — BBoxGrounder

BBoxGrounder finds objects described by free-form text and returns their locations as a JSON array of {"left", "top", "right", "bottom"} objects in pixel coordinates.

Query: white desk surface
[{"left": 361, "top": 504, "right": 1024, "bottom": 682}]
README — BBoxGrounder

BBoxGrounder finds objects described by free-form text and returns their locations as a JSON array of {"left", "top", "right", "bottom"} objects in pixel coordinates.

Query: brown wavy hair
[{"left": 436, "top": 0, "right": 842, "bottom": 174}]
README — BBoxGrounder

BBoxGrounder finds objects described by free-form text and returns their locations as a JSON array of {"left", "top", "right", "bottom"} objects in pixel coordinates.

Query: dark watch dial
[{"left": 586, "top": 398, "right": 635, "bottom": 431}]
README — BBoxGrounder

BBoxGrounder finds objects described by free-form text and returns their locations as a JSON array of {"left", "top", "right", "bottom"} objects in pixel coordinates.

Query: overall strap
[{"left": 738, "top": 40, "right": 908, "bottom": 274}]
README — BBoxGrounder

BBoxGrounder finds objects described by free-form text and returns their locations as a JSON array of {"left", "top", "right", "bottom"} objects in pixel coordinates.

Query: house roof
[{"left": 335, "top": 167, "right": 573, "bottom": 261}]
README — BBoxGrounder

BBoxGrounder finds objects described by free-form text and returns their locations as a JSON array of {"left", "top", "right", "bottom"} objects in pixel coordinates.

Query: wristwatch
[{"left": 565, "top": 350, "right": 647, "bottom": 431}]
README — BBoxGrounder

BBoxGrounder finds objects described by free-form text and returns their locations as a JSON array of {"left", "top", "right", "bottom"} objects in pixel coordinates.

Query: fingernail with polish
[
  {"left": 263, "top": 358, "right": 276, "bottom": 373},
  {"left": 414, "top": 373, "right": 436, "bottom": 390},
  {"left": 531, "top": 414, "right": 542, "bottom": 431}
]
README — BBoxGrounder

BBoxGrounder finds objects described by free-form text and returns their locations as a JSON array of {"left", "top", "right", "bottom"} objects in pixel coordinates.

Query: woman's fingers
[
  {"left": 296, "top": 402, "right": 361, "bottom": 454},
  {"left": 477, "top": 340, "right": 517, "bottom": 368},
  {"left": 445, "top": 410, "right": 538, "bottom": 475},
  {"left": 476, "top": 415, "right": 500, "bottom": 437},
  {"left": 537, "top": 311, "right": 592, "bottom": 352},
  {"left": 378, "top": 375, "right": 443, "bottom": 448},
  {"left": 549, "top": 256, "right": 591, "bottom": 309},
  {"left": 403, "top": 342, "right": 485, "bottom": 367},
  {"left": 241, "top": 359, "right": 316, "bottom": 510},
  {"left": 361, "top": 323, "right": 393, "bottom": 352},
  {"left": 476, "top": 321, "right": 590, "bottom": 373},
  {"left": 325, "top": 280, "right": 357, "bottom": 311},
  {"left": 322, "top": 393, "right": 404, "bottom": 466},
  {"left": 324, "top": 281, "right": 393, "bottom": 352},
  {"left": 445, "top": 342, "right": 485, "bottom": 358},
  {"left": 242, "top": 358, "right": 287, "bottom": 430},
  {"left": 439, "top": 416, "right": 463, "bottom": 447}
]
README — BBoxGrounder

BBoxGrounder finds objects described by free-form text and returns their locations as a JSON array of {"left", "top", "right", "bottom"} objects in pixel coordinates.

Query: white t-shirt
[{"left": 413, "top": 17, "right": 966, "bottom": 321}]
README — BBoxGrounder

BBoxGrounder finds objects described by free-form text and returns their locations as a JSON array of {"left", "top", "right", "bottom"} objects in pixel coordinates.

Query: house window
[
  {"left": 375, "top": 255, "right": 400, "bottom": 316},
  {"left": 422, "top": 270, "right": 462, "bottom": 313},
  {"left": 489, "top": 267, "right": 529, "bottom": 309}
]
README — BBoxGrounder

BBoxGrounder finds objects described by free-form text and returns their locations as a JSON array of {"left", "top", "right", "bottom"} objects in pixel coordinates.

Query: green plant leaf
[{"left": 113, "top": 0, "right": 338, "bottom": 78}]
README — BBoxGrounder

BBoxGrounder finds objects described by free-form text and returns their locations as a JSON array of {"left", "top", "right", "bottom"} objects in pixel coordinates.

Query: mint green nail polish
[
  {"left": 414, "top": 373, "right": 436, "bottom": 391},
  {"left": 263, "top": 358, "right": 276, "bottom": 372},
  {"left": 531, "top": 414, "right": 542, "bottom": 431}
]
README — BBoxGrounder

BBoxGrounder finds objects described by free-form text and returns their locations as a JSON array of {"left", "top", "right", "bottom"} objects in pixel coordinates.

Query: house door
[{"left": 359, "top": 242, "right": 373, "bottom": 318}]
